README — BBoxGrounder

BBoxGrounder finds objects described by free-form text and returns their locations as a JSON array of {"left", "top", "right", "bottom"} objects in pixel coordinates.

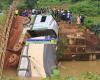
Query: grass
[
  {"left": 0, "top": 13, "right": 7, "bottom": 62},
  {"left": 0, "top": 13, "right": 7, "bottom": 26},
  {"left": 44, "top": 72, "right": 100, "bottom": 80},
  {"left": 36, "top": 0, "right": 68, "bottom": 8},
  {"left": 0, "top": 76, "right": 16, "bottom": 80},
  {"left": 87, "top": 16, "right": 100, "bottom": 24},
  {"left": 1, "top": 72, "right": 100, "bottom": 80},
  {"left": 0, "top": 13, "right": 7, "bottom": 49}
]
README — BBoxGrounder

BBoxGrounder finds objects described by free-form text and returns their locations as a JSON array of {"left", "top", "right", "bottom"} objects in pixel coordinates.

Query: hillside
[{"left": 36, "top": 0, "right": 100, "bottom": 35}]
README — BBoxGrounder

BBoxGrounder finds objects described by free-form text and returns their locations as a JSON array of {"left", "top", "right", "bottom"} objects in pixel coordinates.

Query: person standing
[
  {"left": 15, "top": 9, "right": 19, "bottom": 16},
  {"left": 48, "top": 9, "right": 53, "bottom": 15},
  {"left": 32, "top": 9, "right": 36, "bottom": 15},
  {"left": 66, "top": 11, "right": 70, "bottom": 21},
  {"left": 76, "top": 15, "right": 81, "bottom": 25},
  {"left": 66, "top": 11, "right": 72, "bottom": 24},
  {"left": 69, "top": 12, "right": 72, "bottom": 24},
  {"left": 61, "top": 9, "right": 64, "bottom": 20},
  {"left": 94, "top": 24, "right": 99, "bottom": 36},
  {"left": 57, "top": 9, "right": 61, "bottom": 22},
  {"left": 80, "top": 15, "right": 85, "bottom": 25},
  {"left": 53, "top": 7, "right": 57, "bottom": 19}
]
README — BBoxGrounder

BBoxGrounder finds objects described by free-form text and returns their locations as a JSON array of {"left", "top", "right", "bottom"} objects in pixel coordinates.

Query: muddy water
[
  {"left": 3, "top": 68, "right": 42, "bottom": 80},
  {"left": 3, "top": 61, "right": 100, "bottom": 79},
  {"left": 59, "top": 61, "right": 100, "bottom": 77}
]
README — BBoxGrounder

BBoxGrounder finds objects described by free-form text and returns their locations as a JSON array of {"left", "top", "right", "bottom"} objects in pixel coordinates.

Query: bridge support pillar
[
  {"left": 89, "top": 54, "right": 93, "bottom": 61},
  {"left": 92, "top": 54, "right": 96, "bottom": 61},
  {"left": 89, "top": 54, "right": 96, "bottom": 61}
]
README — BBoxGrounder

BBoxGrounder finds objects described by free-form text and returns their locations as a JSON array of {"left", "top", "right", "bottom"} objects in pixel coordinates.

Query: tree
[
  {"left": 0, "top": 0, "right": 13, "bottom": 11},
  {"left": 26, "top": 0, "right": 38, "bottom": 9}
]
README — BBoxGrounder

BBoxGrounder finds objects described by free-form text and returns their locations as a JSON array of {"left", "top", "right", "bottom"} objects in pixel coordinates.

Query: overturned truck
[{"left": 18, "top": 15, "right": 59, "bottom": 78}]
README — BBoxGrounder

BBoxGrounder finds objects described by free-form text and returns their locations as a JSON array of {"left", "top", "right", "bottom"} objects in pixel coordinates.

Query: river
[
  {"left": 58, "top": 60, "right": 100, "bottom": 77},
  {"left": 3, "top": 61, "right": 100, "bottom": 79},
  {"left": 3, "top": 68, "right": 42, "bottom": 80}
]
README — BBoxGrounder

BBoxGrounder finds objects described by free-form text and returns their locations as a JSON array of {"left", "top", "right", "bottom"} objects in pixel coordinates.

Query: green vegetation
[
  {"left": 0, "top": 14, "right": 7, "bottom": 26},
  {"left": 0, "top": 76, "right": 16, "bottom": 80},
  {"left": 36, "top": 0, "right": 100, "bottom": 33},
  {"left": 17, "top": 0, "right": 68, "bottom": 9},
  {"left": 69, "top": 1, "right": 100, "bottom": 16},
  {"left": 0, "top": 0, "right": 99, "bottom": 31},
  {"left": 0, "top": 0, "right": 13, "bottom": 12},
  {"left": 0, "top": 0, "right": 13, "bottom": 26},
  {"left": 17, "top": 0, "right": 37, "bottom": 9},
  {"left": 57, "top": 37, "right": 68, "bottom": 60},
  {"left": 1, "top": 72, "right": 100, "bottom": 80},
  {"left": 69, "top": 0, "right": 100, "bottom": 30},
  {"left": 44, "top": 72, "right": 100, "bottom": 80},
  {"left": 36, "top": 0, "right": 67, "bottom": 8}
]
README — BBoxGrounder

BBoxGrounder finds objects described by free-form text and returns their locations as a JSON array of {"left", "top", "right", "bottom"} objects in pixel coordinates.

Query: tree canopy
[{"left": 0, "top": 0, "right": 13, "bottom": 12}]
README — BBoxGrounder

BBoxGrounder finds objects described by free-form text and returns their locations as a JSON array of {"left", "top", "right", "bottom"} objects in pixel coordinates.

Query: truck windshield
[
  {"left": 41, "top": 16, "right": 47, "bottom": 22},
  {"left": 27, "top": 29, "right": 57, "bottom": 38}
]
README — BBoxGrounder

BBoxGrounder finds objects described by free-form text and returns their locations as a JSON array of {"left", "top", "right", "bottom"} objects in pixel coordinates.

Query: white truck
[
  {"left": 17, "top": 14, "right": 59, "bottom": 78},
  {"left": 28, "top": 14, "right": 58, "bottom": 38}
]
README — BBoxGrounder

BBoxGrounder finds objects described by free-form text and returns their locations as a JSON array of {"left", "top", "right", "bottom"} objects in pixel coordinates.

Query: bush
[
  {"left": 57, "top": 37, "right": 68, "bottom": 60},
  {"left": 44, "top": 72, "right": 100, "bottom": 80},
  {"left": 0, "top": 76, "right": 16, "bottom": 80},
  {"left": 84, "top": 17, "right": 94, "bottom": 29},
  {"left": 68, "top": 0, "right": 100, "bottom": 30},
  {"left": 71, "top": 0, "right": 83, "bottom": 3},
  {"left": 0, "top": 0, "right": 13, "bottom": 11},
  {"left": 69, "top": 1, "right": 100, "bottom": 16},
  {"left": 17, "top": 0, "right": 37, "bottom": 9},
  {"left": 36, "top": 0, "right": 68, "bottom": 8},
  {"left": 81, "top": 72, "right": 100, "bottom": 80},
  {"left": 0, "top": 14, "right": 7, "bottom": 26}
]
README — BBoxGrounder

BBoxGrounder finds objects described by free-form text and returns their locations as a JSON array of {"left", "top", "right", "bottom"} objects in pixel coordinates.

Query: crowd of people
[{"left": 15, "top": 7, "right": 85, "bottom": 25}]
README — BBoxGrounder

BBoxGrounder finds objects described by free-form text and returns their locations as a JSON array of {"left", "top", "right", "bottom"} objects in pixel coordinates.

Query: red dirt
[{"left": 59, "top": 21, "right": 100, "bottom": 55}]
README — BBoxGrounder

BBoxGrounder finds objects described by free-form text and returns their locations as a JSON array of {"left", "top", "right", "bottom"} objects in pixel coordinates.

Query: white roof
[
  {"left": 32, "top": 15, "right": 58, "bottom": 36},
  {"left": 32, "top": 15, "right": 55, "bottom": 30}
]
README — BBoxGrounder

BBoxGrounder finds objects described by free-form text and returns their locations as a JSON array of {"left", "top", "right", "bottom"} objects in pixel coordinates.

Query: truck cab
[{"left": 27, "top": 14, "right": 59, "bottom": 39}]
